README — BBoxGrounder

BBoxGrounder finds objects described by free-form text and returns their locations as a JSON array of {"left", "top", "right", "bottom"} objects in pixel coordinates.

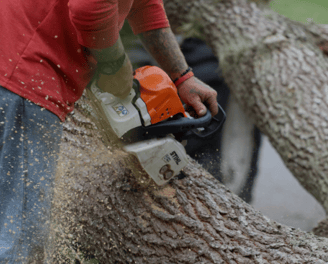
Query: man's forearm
[
  {"left": 139, "top": 27, "right": 218, "bottom": 117},
  {"left": 138, "top": 27, "right": 188, "bottom": 81},
  {"left": 89, "top": 36, "right": 125, "bottom": 62},
  {"left": 89, "top": 36, "right": 133, "bottom": 98}
]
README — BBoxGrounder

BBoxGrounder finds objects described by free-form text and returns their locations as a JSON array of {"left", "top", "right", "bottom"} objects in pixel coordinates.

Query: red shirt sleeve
[
  {"left": 127, "top": 0, "right": 170, "bottom": 35},
  {"left": 68, "top": 0, "right": 119, "bottom": 49}
]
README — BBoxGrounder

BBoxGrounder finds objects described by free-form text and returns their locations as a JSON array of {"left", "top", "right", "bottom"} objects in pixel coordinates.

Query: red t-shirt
[{"left": 0, "top": 0, "right": 169, "bottom": 121}]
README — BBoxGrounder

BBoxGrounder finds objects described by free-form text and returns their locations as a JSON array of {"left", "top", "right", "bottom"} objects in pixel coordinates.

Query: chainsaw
[{"left": 90, "top": 66, "right": 226, "bottom": 185}]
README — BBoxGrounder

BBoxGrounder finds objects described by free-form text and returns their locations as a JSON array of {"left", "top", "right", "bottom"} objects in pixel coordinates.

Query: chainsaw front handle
[
  {"left": 142, "top": 109, "right": 211, "bottom": 136},
  {"left": 191, "top": 103, "right": 226, "bottom": 139},
  {"left": 142, "top": 103, "right": 225, "bottom": 138}
]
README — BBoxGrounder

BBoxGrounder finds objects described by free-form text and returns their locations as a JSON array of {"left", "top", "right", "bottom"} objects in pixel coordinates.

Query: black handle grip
[
  {"left": 190, "top": 103, "right": 226, "bottom": 139},
  {"left": 143, "top": 109, "right": 212, "bottom": 136},
  {"left": 131, "top": 79, "right": 141, "bottom": 105}
]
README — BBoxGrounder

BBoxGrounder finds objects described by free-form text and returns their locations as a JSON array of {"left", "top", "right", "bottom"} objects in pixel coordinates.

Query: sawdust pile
[
  {"left": 50, "top": 135, "right": 127, "bottom": 263},
  {"left": 47, "top": 94, "right": 152, "bottom": 262}
]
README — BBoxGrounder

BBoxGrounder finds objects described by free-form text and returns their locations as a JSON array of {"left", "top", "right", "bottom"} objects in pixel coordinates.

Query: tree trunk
[
  {"left": 51, "top": 94, "right": 328, "bottom": 263},
  {"left": 51, "top": 0, "right": 328, "bottom": 263},
  {"left": 164, "top": 0, "right": 328, "bottom": 213}
]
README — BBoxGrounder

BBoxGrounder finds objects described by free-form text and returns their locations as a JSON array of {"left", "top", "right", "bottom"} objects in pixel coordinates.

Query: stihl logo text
[
  {"left": 162, "top": 154, "right": 171, "bottom": 163},
  {"left": 170, "top": 151, "right": 181, "bottom": 165}
]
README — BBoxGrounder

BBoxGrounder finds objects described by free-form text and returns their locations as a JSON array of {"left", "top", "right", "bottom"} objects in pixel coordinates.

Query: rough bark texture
[
  {"left": 51, "top": 97, "right": 328, "bottom": 263},
  {"left": 164, "top": 0, "right": 328, "bottom": 213},
  {"left": 51, "top": 0, "right": 328, "bottom": 263}
]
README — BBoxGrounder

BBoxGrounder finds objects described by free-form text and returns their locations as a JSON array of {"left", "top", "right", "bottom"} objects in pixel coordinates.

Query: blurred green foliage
[
  {"left": 270, "top": 0, "right": 328, "bottom": 24},
  {"left": 120, "top": 0, "right": 328, "bottom": 48}
]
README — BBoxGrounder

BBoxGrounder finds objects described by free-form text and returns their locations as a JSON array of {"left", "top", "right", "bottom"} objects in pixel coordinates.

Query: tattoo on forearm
[
  {"left": 139, "top": 28, "right": 188, "bottom": 79},
  {"left": 90, "top": 37, "right": 125, "bottom": 62},
  {"left": 195, "top": 78, "right": 215, "bottom": 91}
]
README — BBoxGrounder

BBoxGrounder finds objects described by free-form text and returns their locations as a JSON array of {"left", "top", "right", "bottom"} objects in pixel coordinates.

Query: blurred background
[
  {"left": 121, "top": 0, "right": 328, "bottom": 232},
  {"left": 270, "top": 0, "right": 328, "bottom": 24},
  {"left": 253, "top": 0, "right": 328, "bottom": 232}
]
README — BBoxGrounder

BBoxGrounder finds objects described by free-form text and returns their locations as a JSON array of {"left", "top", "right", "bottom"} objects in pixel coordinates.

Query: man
[{"left": 0, "top": 0, "right": 218, "bottom": 262}]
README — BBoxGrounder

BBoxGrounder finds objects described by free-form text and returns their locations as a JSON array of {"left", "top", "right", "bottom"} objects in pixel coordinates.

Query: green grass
[{"left": 270, "top": 0, "right": 328, "bottom": 24}]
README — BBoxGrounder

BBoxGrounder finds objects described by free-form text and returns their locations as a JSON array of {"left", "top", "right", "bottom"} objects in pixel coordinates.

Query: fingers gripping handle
[{"left": 191, "top": 103, "right": 226, "bottom": 139}]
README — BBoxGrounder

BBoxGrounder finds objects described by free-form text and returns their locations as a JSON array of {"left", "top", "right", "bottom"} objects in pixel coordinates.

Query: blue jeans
[{"left": 0, "top": 86, "right": 62, "bottom": 263}]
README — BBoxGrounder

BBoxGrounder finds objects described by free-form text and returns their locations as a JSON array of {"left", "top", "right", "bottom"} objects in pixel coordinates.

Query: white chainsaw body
[
  {"left": 90, "top": 82, "right": 151, "bottom": 138},
  {"left": 90, "top": 81, "right": 189, "bottom": 185},
  {"left": 124, "top": 136, "right": 189, "bottom": 185}
]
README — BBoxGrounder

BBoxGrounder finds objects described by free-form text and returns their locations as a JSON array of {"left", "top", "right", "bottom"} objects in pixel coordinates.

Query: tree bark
[
  {"left": 51, "top": 0, "right": 328, "bottom": 263},
  {"left": 164, "top": 0, "right": 328, "bottom": 213},
  {"left": 52, "top": 94, "right": 328, "bottom": 264}
]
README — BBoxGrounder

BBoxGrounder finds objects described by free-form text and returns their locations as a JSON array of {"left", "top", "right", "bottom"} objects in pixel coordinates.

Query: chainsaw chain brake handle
[{"left": 131, "top": 78, "right": 141, "bottom": 105}]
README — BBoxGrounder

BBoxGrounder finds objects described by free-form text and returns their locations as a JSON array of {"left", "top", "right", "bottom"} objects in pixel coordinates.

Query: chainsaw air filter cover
[{"left": 134, "top": 66, "right": 188, "bottom": 125}]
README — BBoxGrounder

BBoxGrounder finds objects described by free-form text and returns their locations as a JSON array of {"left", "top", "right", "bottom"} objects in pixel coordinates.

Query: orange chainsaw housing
[{"left": 134, "top": 66, "right": 187, "bottom": 125}]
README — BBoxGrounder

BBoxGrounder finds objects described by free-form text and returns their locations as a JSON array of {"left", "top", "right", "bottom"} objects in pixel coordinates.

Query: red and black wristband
[{"left": 173, "top": 67, "right": 194, "bottom": 87}]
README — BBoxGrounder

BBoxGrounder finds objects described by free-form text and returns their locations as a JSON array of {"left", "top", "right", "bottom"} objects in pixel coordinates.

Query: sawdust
[
  {"left": 153, "top": 185, "right": 181, "bottom": 208},
  {"left": 153, "top": 185, "right": 177, "bottom": 199},
  {"left": 50, "top": 92, "right": 188, "bottom": 262}
]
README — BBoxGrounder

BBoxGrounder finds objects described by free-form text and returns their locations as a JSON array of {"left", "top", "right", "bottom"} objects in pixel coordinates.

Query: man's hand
[
  {"left": 139, "top": 28, "right": 219, "bottom": 116},
  {"left": 90, "top": 37, "right": 133, "bottom": 99},
  {"left": 177, "top": 76, "right": 218, "bottom": 117},
  {"left": 96, "top": 55, "right": 133, "bottom": 99}
]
